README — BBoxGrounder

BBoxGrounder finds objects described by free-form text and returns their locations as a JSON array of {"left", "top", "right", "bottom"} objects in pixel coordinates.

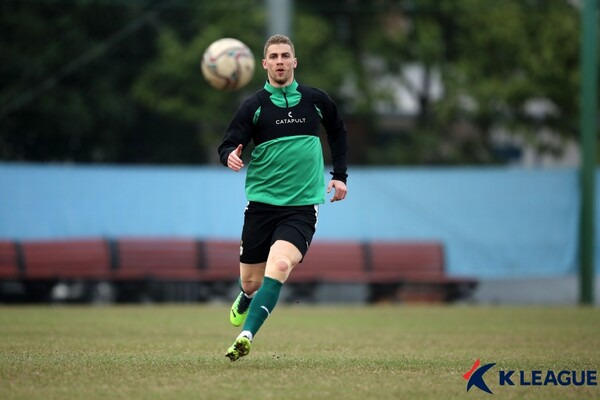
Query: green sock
[{"left": 242, "top": 276, "right": 283, "bottom": 337}]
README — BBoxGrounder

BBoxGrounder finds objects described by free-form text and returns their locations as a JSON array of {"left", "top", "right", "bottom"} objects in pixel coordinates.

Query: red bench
[
  {"left": 113, "top": 238, "right": 202, "bottom": 280},
  {"left": 285, "top": 241, "right": 368, "bottom": 302},
  {"left": 289, "top": 241, "right": 367, "bottom": 283},
  {"left": 201, "top": 240, "right": 241, "bottom": 282},
  {"left": 111, "top": 238, "right": 204, "bottom": 302},
  {"left": 367, "top": 241, "right": 477, "bottom": 302},
  {"left": 0, "top": 238, "right": 477, "bottom": 303},
  {"left": 17, "top": 238, "right": 112, "bottom": 301},
  {"left": 21, "top": 238, "right": 112, "bottom": 280},
  {"left": 0, "top": 241, "right": 20, "bottom": 279},
  {"left": 199, "top": 240, "right": 241, "bottom": 299}
]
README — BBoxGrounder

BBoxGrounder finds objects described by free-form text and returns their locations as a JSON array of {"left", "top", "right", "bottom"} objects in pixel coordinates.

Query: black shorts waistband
[{"left": 247, "top": 201, "right": 316, "bottom": 211}]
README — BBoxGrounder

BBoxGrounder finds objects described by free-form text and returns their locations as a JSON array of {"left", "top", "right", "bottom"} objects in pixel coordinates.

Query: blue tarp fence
[{"left": 0, "top": 163, "right": 597, "bottom": 279}]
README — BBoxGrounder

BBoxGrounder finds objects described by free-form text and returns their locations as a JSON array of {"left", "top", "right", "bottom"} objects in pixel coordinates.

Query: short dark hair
[{"left": 263, "top": 34, "right": 295, "bottom": 58}]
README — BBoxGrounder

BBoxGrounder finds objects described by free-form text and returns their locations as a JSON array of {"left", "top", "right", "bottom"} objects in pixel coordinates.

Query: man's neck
[{"left": 268, "top": 78, "right": 294, "bottom": 88}]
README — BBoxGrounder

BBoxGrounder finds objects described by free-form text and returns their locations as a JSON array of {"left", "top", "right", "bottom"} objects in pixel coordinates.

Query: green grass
[{"left": 0, "top": 305, "right": 599, "bottom": 400}]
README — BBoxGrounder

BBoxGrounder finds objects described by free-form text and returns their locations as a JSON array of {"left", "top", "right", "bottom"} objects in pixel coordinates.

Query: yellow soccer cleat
[
  {"left": 230, "top": 291, "right": 252, "bottom": 327},
  {"left": 225, "top": 336, "right": 252, "bottom": 362}
]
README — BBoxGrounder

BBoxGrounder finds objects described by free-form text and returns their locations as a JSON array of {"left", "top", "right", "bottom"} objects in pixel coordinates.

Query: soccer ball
[{"left": 201, "top": 38, "right": 255, "bottom": 91}]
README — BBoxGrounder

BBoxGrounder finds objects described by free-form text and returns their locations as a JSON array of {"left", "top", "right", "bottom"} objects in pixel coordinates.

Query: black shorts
[{"left": 239, "top": 201, "right": 319, "bottom": 264}]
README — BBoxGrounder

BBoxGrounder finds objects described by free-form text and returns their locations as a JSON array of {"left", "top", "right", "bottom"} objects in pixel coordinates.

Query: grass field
[{"left": 0, "top": 305, "right": 598, "bottom": 400}]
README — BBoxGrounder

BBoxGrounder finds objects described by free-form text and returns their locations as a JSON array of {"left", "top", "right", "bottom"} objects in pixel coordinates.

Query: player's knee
[
  {"left": 275, "top": 257, "right": 291, "bottom": 273},
  {"left": 241, "top": 280, "right": 261, "bottom": 294}
]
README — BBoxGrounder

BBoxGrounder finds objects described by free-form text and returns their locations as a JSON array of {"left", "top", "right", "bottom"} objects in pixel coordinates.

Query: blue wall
[{"left": 0, "top": 163, "right": 595, "bottom": 279}]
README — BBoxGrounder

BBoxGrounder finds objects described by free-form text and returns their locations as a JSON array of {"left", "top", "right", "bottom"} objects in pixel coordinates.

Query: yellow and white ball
[{"left": 201, "top": 38, "right": 255, "bottom": 91}]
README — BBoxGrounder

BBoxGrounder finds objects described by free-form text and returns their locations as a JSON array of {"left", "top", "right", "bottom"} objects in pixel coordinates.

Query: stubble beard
[{"left": 270, "top": 70, "right": 292, "bottom": 86}]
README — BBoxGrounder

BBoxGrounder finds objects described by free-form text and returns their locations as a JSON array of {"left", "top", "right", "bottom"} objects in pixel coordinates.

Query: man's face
[{"left": 263, "top": 43, "right": 297, "bottom": 87}]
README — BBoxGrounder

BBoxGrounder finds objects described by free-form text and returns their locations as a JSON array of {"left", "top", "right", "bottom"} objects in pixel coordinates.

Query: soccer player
[{"left": 218, "top": 34, "right": 348, "bottom": 361}]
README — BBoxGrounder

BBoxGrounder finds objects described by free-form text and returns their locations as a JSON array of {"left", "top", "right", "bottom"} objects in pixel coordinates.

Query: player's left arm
[
  {"left": 314, "top": 88, "right": 348, "bottom": 202},
  {"left": 327, "top": 179, "right": 347, "bottom": 202}
]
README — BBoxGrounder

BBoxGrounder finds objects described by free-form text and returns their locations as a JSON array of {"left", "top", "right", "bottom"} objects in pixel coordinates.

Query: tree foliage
[
  {"left": 0, "top": 0, "right": 201, "bottom": 163},
  {"left": 131, "top": 0, "right": 354, "bottom": 162},
  {"left": 0, "top": 0, "right": 591, "bottom": 165},
  {"left": 330, "top": 0, "right": 583, "bottom": 164}
]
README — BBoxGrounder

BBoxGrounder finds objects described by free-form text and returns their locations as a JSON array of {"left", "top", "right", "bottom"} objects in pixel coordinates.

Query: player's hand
[
  {"left": 327, "top": 180, "right": 347, "bottom": 202},
  {"left": 227, "top": 144, "right": 244, "bottom": 172}
]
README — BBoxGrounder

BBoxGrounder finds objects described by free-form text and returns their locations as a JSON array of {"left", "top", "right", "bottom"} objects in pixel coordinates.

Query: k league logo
[
  {"left": 463, "top": 359, "right": 598, "bottom": 395},
  {"left": 463, "top": 359, "right": 496, "bottom": 394}
]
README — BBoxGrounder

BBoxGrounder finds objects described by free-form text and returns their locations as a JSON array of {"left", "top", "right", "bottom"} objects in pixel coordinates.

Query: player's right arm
[
  {"left": 226, "top": 144, "right": 244, "bottom": 172},
  {"left": 218, "top": 97, "right": 258, "bottom": 170}
]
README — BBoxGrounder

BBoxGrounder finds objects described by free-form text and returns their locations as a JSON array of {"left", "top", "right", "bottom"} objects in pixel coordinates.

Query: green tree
[
  {"left": 1, "top": 0, "right": 588, "bottom": 166},
  {"left": 211, "top": 0, "right": 589, "bottom": 165},
  {"left": 0, "top": 0, "right": 201, "bottom": 164},
  {"left": 132, "top": 0, "right": 354, "bottom": 163},
  {"left": 303, "top": 0, "right": 584, "bottom": 165}
]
